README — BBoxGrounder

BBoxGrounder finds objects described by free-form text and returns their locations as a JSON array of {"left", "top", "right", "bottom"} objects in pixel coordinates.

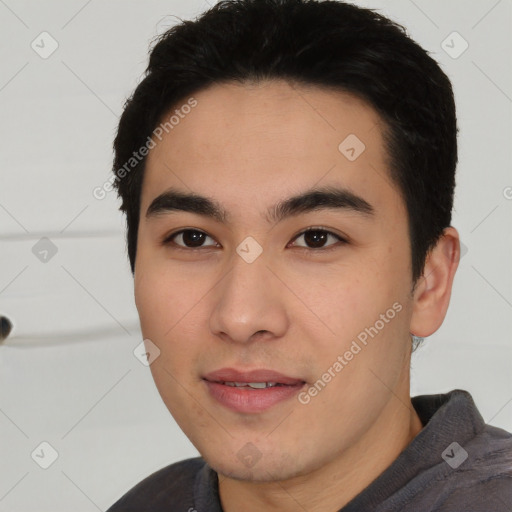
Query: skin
[{"left": 134, "top": 80, "right": 460, "bottom": 512}]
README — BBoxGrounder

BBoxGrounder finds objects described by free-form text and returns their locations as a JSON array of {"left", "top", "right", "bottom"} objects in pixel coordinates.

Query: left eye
[{"left": 290, "top": 229, "right": 345, "bottom": 249}]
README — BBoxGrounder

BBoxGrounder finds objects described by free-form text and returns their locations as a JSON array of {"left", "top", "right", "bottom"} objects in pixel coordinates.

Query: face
[{"left": 134, "top": 80, "right": 417, "bottom": 481}]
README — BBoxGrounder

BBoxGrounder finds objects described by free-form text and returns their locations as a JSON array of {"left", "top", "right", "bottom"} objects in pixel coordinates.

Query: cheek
[
  {"left": 288, "top": 256, "right": 411, "bottom": 379},
  {"left": 134, "top": 272, "right": 167, "bottom": 337},
  {"left": 134, "top": 264, "right": 215, "bottom": 392},
  {"left": 287, "top": 259, "right": 396, "bottom": 336},
  {"left": 134, "top": 258, "right": 205, "bottom": 338}
]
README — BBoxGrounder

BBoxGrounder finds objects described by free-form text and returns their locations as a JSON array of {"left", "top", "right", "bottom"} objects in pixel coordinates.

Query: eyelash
[{"left": 161, "top": 227, "right": 348, "bottom": 252}]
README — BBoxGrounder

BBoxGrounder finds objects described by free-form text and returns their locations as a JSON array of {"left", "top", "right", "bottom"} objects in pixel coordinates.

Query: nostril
[{"left": 0, "top": 316, "right": 13, "bottom": 341}]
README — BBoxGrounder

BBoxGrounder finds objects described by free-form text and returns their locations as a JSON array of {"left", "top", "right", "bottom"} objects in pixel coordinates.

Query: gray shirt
[{"left": 107, "top": 389, "right": 512, "bottom": 511}]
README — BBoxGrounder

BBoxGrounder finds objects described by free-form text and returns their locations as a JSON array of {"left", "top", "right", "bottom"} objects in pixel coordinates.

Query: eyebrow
[{"left": 145, "top": 185, "right": 375, "bottom": 224}]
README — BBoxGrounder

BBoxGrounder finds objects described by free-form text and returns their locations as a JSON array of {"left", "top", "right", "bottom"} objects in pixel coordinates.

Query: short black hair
[{"left": 112, "top": 0, "right": 458, "bottom": 284}]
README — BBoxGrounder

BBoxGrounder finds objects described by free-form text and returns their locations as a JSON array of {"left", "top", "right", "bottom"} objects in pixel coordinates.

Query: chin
[{"left": 202, "top": 446, "right": 311, "bottom": 483}]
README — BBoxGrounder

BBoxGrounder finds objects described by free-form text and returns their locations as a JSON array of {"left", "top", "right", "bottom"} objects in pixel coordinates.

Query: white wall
[{"left": 0, "top": 0, "right": 510, "bottom": 510}]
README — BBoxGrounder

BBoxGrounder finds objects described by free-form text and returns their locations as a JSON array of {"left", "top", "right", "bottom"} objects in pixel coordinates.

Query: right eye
[{"left": 163, "top": 229, "right": 219, "bottom": 249}]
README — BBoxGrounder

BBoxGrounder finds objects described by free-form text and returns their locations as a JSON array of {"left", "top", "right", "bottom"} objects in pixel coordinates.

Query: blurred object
[{"left": 0, "top": 315, "right": 13, "bottom": 341}]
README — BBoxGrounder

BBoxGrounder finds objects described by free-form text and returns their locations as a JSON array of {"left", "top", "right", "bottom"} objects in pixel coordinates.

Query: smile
[
  {"left": 221, "top": 382, "right": 283, "bottom": 388},
  {"left": 203, "top": 368, "right": 306, "bottom": 413}
]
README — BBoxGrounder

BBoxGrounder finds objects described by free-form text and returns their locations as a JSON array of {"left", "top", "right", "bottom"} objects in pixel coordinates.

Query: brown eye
[
  {"left": 291, "top": 229, "right": 345, "bottom": 249},
  {"left": 167, "top": 229, "right": 217, "bottom": 248}
]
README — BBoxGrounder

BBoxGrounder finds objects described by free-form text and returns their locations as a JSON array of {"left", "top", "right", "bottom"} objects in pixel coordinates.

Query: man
[{"left": 107, "top": 0, "right": 512, "bottom": 510}]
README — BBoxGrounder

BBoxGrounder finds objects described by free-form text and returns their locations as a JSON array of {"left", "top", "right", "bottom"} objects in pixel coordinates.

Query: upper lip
[{"left": 203, "top": 368, "right": 305, "bottom": 385}]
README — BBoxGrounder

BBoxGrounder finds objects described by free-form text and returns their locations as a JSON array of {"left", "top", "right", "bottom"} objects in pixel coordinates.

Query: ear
[{"left": 409, "top": 227, "right": 460, "bottom": 337}]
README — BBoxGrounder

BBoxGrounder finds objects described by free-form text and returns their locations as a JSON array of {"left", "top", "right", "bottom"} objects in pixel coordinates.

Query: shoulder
[
  {"left": 433, "top": 476, "right": 512, "bottom": 511},
  {"left": 434, "top": 424, "right": 512, "bottom": 511},
  {"left": 106, "top": 457, "right": 206, "bottom": 511}
]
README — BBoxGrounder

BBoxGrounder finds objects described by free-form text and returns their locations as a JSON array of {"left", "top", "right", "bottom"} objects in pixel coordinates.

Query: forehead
[{"left": 141, "top": 80, "right": 399, "bottom": 220}]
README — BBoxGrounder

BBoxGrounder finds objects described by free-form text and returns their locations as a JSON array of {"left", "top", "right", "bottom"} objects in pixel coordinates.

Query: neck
[{"left": 218, "top": 393, "right": 423, "bottom": 512}]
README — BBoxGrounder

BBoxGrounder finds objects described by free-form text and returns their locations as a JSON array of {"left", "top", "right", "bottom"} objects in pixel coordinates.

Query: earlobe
[{"left": 410, "top": 227, "right": 460, "bottom": 338}]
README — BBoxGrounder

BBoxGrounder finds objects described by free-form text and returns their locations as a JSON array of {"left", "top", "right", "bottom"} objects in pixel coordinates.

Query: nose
[{"left": 209, "top": 252, "right": 290, "bottom": 344}]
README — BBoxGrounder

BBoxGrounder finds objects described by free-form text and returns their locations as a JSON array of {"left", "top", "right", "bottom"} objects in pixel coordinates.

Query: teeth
[
  {"left": 223, "top": 382, "right": 279, "bottom": 388},
  {"left": 247, "top": 382, "right": 270, "bottom": 389}
]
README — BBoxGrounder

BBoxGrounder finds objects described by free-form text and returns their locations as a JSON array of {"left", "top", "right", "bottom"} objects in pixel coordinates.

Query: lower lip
[{"left": 204, "top": 380, "right": 305, "bottom": 413}]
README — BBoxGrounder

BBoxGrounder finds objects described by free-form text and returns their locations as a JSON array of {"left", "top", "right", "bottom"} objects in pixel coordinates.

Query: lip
[
  {"left": 203, "top": 367, "right": 306, "bottom": 414},
  {"left": 204, "top": 368, "right": 304, "bottom": 385}
]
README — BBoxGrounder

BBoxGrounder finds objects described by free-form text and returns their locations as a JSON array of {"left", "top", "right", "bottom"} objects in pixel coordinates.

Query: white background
[{"left": 0, "top": 0, "right": 511, "bottom": 510}]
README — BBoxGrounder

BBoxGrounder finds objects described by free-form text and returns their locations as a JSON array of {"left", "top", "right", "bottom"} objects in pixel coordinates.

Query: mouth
[
  {"left": 219, "top": 381, "right": 289, "bottom": 388},
  {"left": 202, "top": 368, "right": 306, "bottom": 413}
]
